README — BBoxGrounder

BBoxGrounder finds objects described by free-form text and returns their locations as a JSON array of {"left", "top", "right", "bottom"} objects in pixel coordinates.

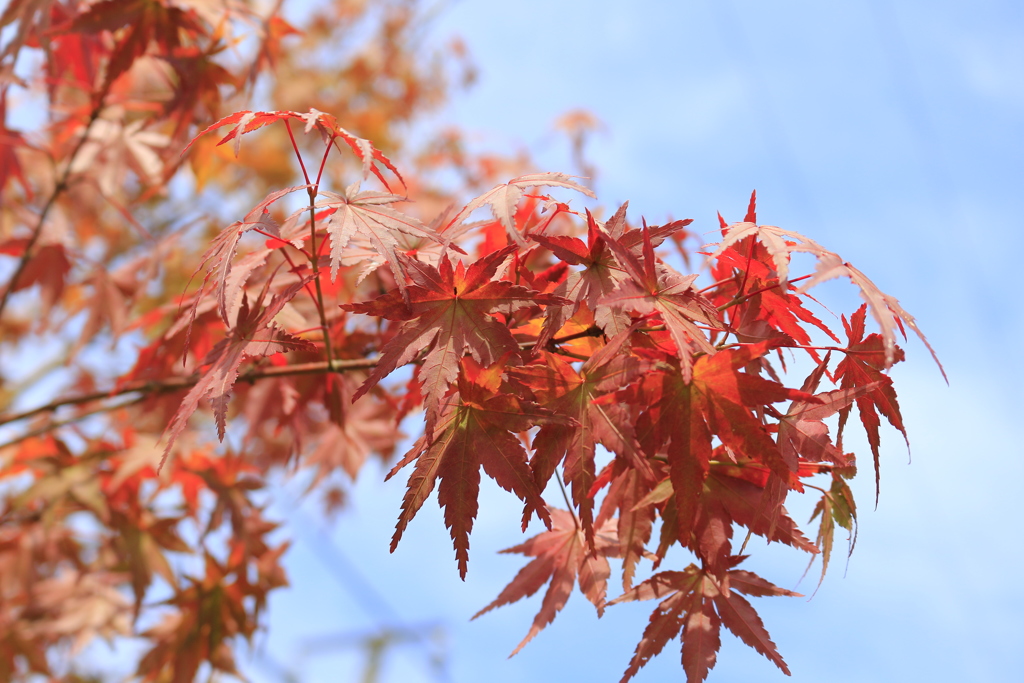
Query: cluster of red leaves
[
  {"left": 170, "top": 109, "right": 938, "bottom": 680},
  {"left": 0, "top": 1, "right": 939, "bottom": 681}
]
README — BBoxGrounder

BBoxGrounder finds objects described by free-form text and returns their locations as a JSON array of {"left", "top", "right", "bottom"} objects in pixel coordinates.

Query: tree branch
[
  {"left": 0, "top": 358, "right": 379, "bottom": 430},
  {"left": 0, "top": 394, "right": 148, "bottom": 451},
  {"left": 0, "top": 103, "right": 105, "bottom": 320},
  {"left": 0, "top": 327, "right": 610, "bottom": 442}
]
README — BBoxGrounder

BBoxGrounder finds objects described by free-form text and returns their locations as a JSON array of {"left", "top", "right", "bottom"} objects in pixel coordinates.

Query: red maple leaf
[
  {"left": 184, "top": 108, "right": 404, "bottom": 190},
  {"left": 528, "top": 209, "right": 625, "bottom": 346},
  {"left": 341, "top": 246, "right": 569, "bottom": 423},
  {"left": 314, "top": 183, "right": 443, "bottom": 293},
  {"left": 628, "top": 340, "right": 818, "bottom": 546},
  {"left": 514, "top": 323, "right": 650, "bottom": 543},
  {"left": 776, "top": 352, "right": 878, "bottom": 470},
  {"left": 834, "top": 303, "right": 911, "bottom": 504},
  {"left": 629, "top": 454, "right": 818, "bottom": 574},
  {"left": 702, "top": 462, "right": 818, "bottom": 554},
  {"left": 609, "top": 558, "right": 799, "bottom": 683},
  {"left": 529, "top": 206, "right": 692, "bottom": 347},
  {"left": 725, "top": 285, "right": 840, "bottom": 364},
  {"left": 701, "top": 209, "right": 831, "bottom": 288},
  {"left": 161, "top": 43, "right": 241, "bottom": 138},
  {"left": 473, "top": 508, "right": 619, "bottom": 655},
  {"left": 600, "top": 225, "right": 723, "bottom": 381},
  {"left": 0, "top": 240, "right": 71, "bottom": 320},
  {"left": 386, "top": 358, "right": 570, "bottom": 578},
  {"left": 64, "top": 0, "right": 205, "bottom": 96},
  {"left": 596, "top": 467, "right": 658, "bottom": 590}
]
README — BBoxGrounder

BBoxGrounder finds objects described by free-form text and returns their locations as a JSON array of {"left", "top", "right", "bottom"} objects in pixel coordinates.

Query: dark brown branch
[
  {"left": 0, "top": 358, "right": 379, "bottom": 429},
  {"left": 0, "top": 328, "right": 603, "bottom": 437}
]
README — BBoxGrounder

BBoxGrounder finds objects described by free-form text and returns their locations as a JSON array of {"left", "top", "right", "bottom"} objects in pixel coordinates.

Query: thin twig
[
  {"left": 0, "top": 103, "right": 105, "bottom": 319},
  {"left": 550, "top": 347, "right": 590, "bottom": 361},
  {"left": 715, "top": 274, "right": 814, "bottom": 312},
  {"left": 0, "top": 358, "right": 378, "bottom": 430},
  {"left": 0, "top": 395, "right": 148, "bottom": 451},
  {"left": 719, "top": 342, "right": 879, "bottom": 356},
  {"left": 0, "top": 327, "right": 608, "bottom": 436}
]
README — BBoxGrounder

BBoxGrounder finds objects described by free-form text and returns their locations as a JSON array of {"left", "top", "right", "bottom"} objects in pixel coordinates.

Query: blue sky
[{"left": 240, "top": 1, "right": 1023, "bottom": 682}]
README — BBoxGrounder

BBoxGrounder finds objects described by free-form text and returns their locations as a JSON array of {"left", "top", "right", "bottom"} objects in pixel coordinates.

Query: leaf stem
[
  {"left": 285, "top": 120, "right": 336, "bottom": 367},
  {"left": 697, "top": 276, "right": 737, "bottom": 294},
  {"left": 284, "top": 120, "right": 312, "bottom": 186},
  {"left": 252, "top": 227, "right": 310, "bottom": 257},
  {"left": 273, "top": 247, "right": 321, "bottom": 312},
  {"left": 719, "top": 342, "right": 881, "bottom": 357},
  {"left": 315, "top": 135, "right": 336, "bottom": 187},
  {"left": 736, "top": 236, "right": 756, "bottom": 301},
  {"left": 555, "top": 469, "right": 580, "bottom": 531},
  {"left": 308, "top": 215, "right": 336, "bottom": 367},
  {"left": 715, "top": 274, "right": 813, "bottom": 313}
]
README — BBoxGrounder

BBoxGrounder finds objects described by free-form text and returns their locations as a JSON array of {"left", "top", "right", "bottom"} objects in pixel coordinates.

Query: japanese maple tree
[{"left": 0, "top": 1, "right": 942, "bottom": 681}]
